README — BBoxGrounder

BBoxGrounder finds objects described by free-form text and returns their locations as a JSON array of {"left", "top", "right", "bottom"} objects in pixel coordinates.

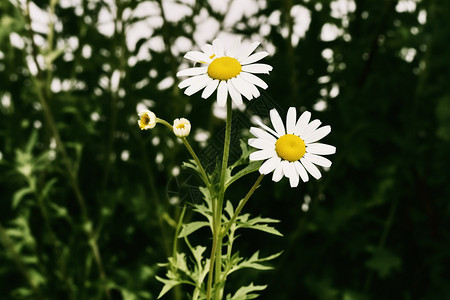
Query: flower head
[
  {"left": 248, "top": 108, "right": 336, "bottom": 187},
  {"left": 138, "top": 110, "right": 157, "bottom": 130},
  {"left": 177, "top": 38, "right": 272, "bottom": 107},
  {"left": 173, "top": 118, "right": 191, "bottom": 138}
]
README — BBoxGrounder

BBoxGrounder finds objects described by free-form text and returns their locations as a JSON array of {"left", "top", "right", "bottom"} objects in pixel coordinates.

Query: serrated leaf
[
  {"left": 228, "top": 251, "right": 282, "bottom": 275},
  {"left": 193, "top": 203, "right": 213, "bottom": 223},
  {"left": 178, "top": 221, "right": 210, "bottom": 238},
  {"left": 228, "top": 283, "right": 267, "bottom": 300},
  {"left": 224, "top": 200, "right": 234, "bottom": 219},
  {"left": 239, "top": 224, "right": 283, "bottom": 236},
  {"left": 235, "top": 215, "right": 282, "bottom": 236},
  {"left": 225, "top": 161, "right": 262, "bottom": 189},
  {"left": 155, "top": 276, "right": 182, "bottom": 299}
]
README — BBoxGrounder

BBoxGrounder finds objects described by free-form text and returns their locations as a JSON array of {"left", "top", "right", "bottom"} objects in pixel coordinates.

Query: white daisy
[
  {"left": 248, "top": 107, "right": 336, "bottom": 188},
  {"left": 173, "top": 118, "right": 191, "bottom": 138},
  {"left": 138, "top": 110, "right": 156, "bottom": 130},
  {"left": 176, "top": 38, "right": 272, "bottom": 107}
]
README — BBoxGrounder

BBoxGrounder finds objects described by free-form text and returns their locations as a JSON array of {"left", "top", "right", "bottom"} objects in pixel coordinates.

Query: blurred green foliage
[{"left": 1, "top": 0, "right": 449, "bottom": 299}]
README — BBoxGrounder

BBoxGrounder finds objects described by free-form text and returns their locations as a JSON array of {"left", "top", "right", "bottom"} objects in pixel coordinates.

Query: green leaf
[
  {"left": 365, "top": 248, "right": 402, "bottom": 278},
  {"left": 155, "top": 276, "right": 182, "bottom": 299},
  {"left": 224, "top": 200, "right": 234, "bottom": 219},
  {"left": 225, "top": 161, "right": 261, "bottom": 189},
  {"left": 12, "top": 187, "right": 34, "bottom": 209},
  {"left": 239, "top": 224, "right": 283, "bottom": 236},
  {"left": 229, "top": 251, "right": 282, "bottom": 275},
  {"left": 235, "top": 215, "right": 283, "bottom": 236},
  {"left": 178, "top": 221, "right": 210, "bottom": 238},
  {"left": 228, "top": 283, "right": 267, "bottom": 300},
  {"left": 41, "top": 178, "right": 58, "bottom": 199}
]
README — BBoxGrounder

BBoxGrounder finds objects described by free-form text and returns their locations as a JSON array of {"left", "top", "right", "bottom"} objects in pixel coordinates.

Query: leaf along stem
[{"left": 221, "top": 174, "right": 265, "bottom": 239}]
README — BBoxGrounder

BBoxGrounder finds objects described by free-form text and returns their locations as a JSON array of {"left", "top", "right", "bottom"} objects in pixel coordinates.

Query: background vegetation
[{"left": 1, "top": 0, "right": 449, "bottom": 299}]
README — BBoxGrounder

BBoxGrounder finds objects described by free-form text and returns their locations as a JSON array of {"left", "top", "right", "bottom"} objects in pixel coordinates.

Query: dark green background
[{"left": 1, "top": 0, "right": 449, "bottom": 299}]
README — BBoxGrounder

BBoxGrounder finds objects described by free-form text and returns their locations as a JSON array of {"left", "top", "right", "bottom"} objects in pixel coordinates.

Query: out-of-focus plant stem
[
  {"left": 31, "top": 181, "right": 75, "bottom": 300},
  {"left": 22, "top": 0, "right": 110, "bottom": 299},
  {"left": 0, "top": 222, "right": 44, "bottom": 300}
]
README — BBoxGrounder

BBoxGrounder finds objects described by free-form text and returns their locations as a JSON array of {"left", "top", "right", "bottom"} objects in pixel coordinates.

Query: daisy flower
[
  {"left": 138, "top": 110, "right": 156, "bottom": 130},
  {"left": 177, "top": 38, "right": 272, "bottom": 107},
  {"left": 248, "top": 107, "right": 336, "bottom": 188},
  {"left": 173, "top": 118, "right": 191, "bottom": 138}
]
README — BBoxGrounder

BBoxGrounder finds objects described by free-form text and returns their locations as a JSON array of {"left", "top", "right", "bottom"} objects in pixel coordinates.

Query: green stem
[
  {"left": 213, "top": 99, "right": 233, "bottom": 300},
  {"left": 157, "top": 118, "right": 211, "bottom": 189},
  {"left": 172, "top": 206, "right": 186, "bottom": 260},
  {"left": 221, "top": 174, "right": 264, "bottom": 238},
  {"left": 182, "top": 138, "right": 211, "bottom": 189}
]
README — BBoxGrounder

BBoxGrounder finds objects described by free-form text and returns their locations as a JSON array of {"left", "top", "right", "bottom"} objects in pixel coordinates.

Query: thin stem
[
  {"left": 363, "top": 198, "right": 399, "bottom": 291},
  {"left": 181, "top": 138, "right": 211, "bottom": 189},
  {"left": 157, "top": 118, "right": 211, "bottom": 188},
  {"left": 172, "top": 206, "right": 186, "bottom": 260},
  {"left": 221, "top": 174, "right": 264, "bottom": 238},
  {"left": 205, "top": 231, "right": 217, "bottom": 300},
  {"left": 0, "top": 222, "right": 44, "bottom": 300},
  {"left": 213, "top": 99, "right": 233, "bottom": 300}
]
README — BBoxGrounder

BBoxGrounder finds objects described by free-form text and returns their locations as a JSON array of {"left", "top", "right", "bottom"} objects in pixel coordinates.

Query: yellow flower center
[
  {"left": 207, "top": 57, "right": 241, "bottom": 81},
  {"left": 140, "top": 115, "right": 150, "bottom": 127},
  {"left": 275, "top": 134, "right": 306, "bottom": 162},
  {"left": 176, "top": 124, "right": 185, "bottom": 130}
]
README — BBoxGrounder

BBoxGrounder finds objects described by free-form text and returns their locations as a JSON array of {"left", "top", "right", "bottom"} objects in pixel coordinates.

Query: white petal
[
  {"left": 249, "top": 127, "right": 277, "bottom": 143},
  {"left": 253, "top": 118, "right": 279, "bottom": 138},
  {"left": 240, "top": 78, "right": 260, "bottom": 98},
  {"left": 272, "top": 164, "right": 284, "bottom": 182},
  {"left": 248, "top": 138, "right": 275, "bottom": 150},
  {"left": 293, "top": 111, "right": 311, "bottom": 135},
  {"left": 282, "top": 160, "right": 296, "bottom": 179},
  {"left": 304, "top": 125, "right": 331, "bottom": 144},
  {"left": 301, "top": 157, "right": 322, "bottom": 179},
  {"left": 177, "top": 67, "right": 208, "bottom": 77},
  {"left": 231, "top": 76, "right": 253, "bottom": 100},
  {"left": 294, "top": 161, "right": 309, "bottom": 182},
  {"left": 249, "top": 149, "right": 276, "bottom": 161},
  {"left": 286, "top": 107, "right": 297, "bottom": 134},
  {"left": 201, "top": 79, "right": 220, "bottom": 99},
  {"left": 304, "top": 153, "right": 332, "bottom": 168},
  {"left": 300, "top": 119, "right": 322, "bottom": 140},
  {"left": 227, "top": 80, "right": 243, "bottom": 106},
  {"left": 237, "top": 41, "right": 260, "bottom": 62},
  {"left": 240, "top": 51, "right": 269, "bottom": 65},
  {"left": 287, "top": 164, "right": 300, "bottom": 187},
  {"left": 217, "top": 81, "right": 228, "bottom": 107},
  {"left": 201, "top": 44, "right": 214, "bottom": 57},
  {"left": 184, "top": 76, "right": 211, "bottom": 96},
  {"left": 242, "top": 63, "right": 273, "bottom": 74},
  {"left": 178, "top": 75, "right": 202, "bottom": 89},
  {"left": 270, "top": 109, "right": 286, "bottom": 136},
  {"left": 259, "top": 155, "right": 281, "bottom": 175},
  {"left": 226, "top": 37, "right": 241, "bottom": 58},
  {"left": 213, "top": 39, "right": 224, "bottom": 57},
  {"left": 239, "top": 72, "right": 268, "bottom": 89},
  {"left": 306, "top": 143, "right": 336, "bottom": 155},
  {"left": 184, "top": 51, "right": 211, "bottom": 63}
]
